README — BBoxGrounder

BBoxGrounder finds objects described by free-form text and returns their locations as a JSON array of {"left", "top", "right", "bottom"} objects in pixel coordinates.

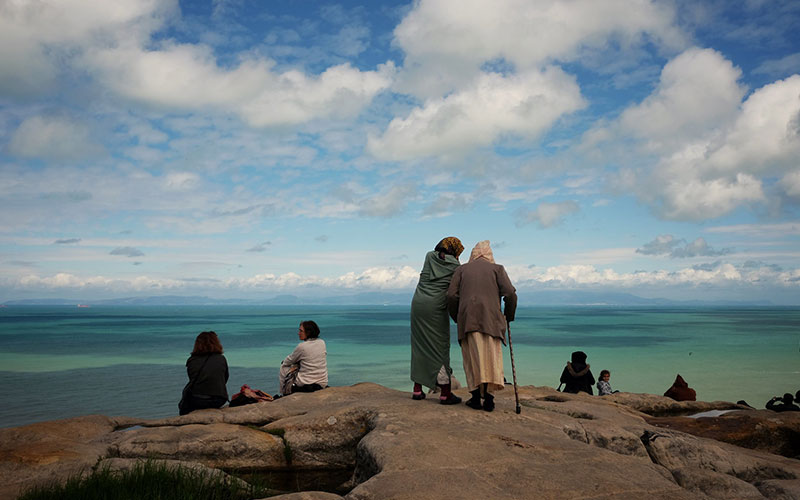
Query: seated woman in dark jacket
[
  {"left": 560, "top": 351, "right": 595, "bottom": 395},
  {"left": 180, "top": 331, "right": 229, "bottom": 415}
]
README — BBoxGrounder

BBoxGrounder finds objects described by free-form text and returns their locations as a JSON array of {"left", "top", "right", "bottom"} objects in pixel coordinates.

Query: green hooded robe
[{"left": 410, "top": 251, "right": 460, "bottom": 389}]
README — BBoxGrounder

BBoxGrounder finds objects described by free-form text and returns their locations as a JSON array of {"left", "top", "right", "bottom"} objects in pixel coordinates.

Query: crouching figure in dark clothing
[
  {"left": 766, "top": 393, "right": 800, "bottom": 412},
  {"left": 664, "top": 374, "right": 696, "bottom": 401},
  {"left": 560, "top": 351, "right": 595, "bottom": 395},
  {"left": 179, "top": 331, "right": 229, "bottom": 415}
]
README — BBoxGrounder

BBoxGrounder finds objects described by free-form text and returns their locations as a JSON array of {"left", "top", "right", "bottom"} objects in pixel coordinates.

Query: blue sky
[{"left": 1, "top": 0, "right": 799, "bottom": 303}]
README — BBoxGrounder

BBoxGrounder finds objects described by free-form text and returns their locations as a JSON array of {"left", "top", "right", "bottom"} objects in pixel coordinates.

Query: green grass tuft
[
  {"left": 18, "top": 459, "right": 270, "bottom": 500},
  {"left": 263, "top": 427, "right": 285, "bottom": 438}
]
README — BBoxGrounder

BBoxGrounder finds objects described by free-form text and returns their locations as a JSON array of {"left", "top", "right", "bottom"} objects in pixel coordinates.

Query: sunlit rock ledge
[{"left": 1, "top": 383, "right": 799, "bottom": 499}]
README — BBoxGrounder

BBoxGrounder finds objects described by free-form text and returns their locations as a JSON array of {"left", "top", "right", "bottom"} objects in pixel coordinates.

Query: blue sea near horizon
[{"left": 0, "top": 305, "right": 798, "bottom": 429}]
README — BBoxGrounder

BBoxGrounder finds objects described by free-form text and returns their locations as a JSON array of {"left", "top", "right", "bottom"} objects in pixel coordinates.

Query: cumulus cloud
[
  {"left": 87, "top": 44, "right": 394, "bottom": 127},
  {"left": 6, "top": 262, "right": 798, "bottom": 300},
  {"left": 0, "top": 0, "right": 173, "bottom": 98},
  {"left": 392, "top": 0, "right": 685, "bottom": 98},
  {"left": 636, "top": 235, "right": 731, "bottom": 258},
  {"left": 0, "top": 0, "right": 391, "bottom": 127},
  {"left": 368, "top": 68, "right": 585, "bottom": 161},
  {"left": 507, "top": 262, "right": 800, "bottom": 291},
  {"left": 110, "top": 246, "right": 144, "bottom": 257},
  {"left": 618, "top": 48, "right": 746, "bottom": 152},
  {"left": 604, "top": 50, "right": 800, "bottom": 220},
  {"left": 54, "top": 238, "right": 81, "bottom": 245},
  {"left": 8, "top": 116, "right": 104, "bottom": 161},
  {"left": 780, "top": 170, "right": 800, "bottom": 199},
  {"left": 515, "top": 200, "right": 579, "bottom": 228}
]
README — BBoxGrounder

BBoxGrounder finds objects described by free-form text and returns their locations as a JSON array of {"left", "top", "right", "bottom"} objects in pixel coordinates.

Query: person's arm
[
  {"left": 497, "top": 266, "right": 517, "bottom": 322},
  {"left": 446, "top": 269, "right": 462, "bottom": 322},
  {"left": 282, "top": 343, "right": 304, "bottom": 367},
  {"left": 223, "top": 355, "right": 229, "bottom": 383},
  {"left": 766, "top": 398, "right": 778, "bottom": 410}
]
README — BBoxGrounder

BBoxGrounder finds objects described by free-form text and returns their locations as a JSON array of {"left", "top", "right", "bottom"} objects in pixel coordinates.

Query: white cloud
[
  {"left": 603, "top": 50, "right": 800, "bottom": 221},
  {"left": 393, "top": 0, "right": 685, "bottom": 98},
  {"left": 0, "top": 0, "right": 174, "bottom": 97},
  {"left": 515, "top": 200, "right": 579, "bottom": 228},
  {"left": 87, "top": 44, "right": 395, "bottom": 127},
  {"left": 4, "top": 263, "right": 799, "bottom": 301},
  {"left": 0, "top": 0, "right": 392, "bottom": 127},
  {"left": 368, "top": 68, "right": 585, "bottom": 161},
  {"left": 700, "top": 75, "right": 800, "bottom": 176},
  {"left": 779, "top": 170, "right": 800, "bottom": 199},
  {"left": 8, "top": 116, "right": 104, "bottom": 161},
  {"left": 507, "top": 262, "right": 800, "bottom": 290},
  {"left": 618, "top": 48, "right": 746, "bottom": 152}
]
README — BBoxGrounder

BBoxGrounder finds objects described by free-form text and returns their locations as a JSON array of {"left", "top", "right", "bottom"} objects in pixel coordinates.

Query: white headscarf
[{"left": 468, "top": 240, "right": 495, "bottom": 263}]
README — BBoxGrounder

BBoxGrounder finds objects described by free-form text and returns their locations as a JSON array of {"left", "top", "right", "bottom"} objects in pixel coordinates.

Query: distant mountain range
[{"left": 2, "top": 291, "right": 775, "bottom": 307}]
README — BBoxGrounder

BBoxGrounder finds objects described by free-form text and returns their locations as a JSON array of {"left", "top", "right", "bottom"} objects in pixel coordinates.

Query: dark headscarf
[
  {"left": 571, "top": 351, "right": 587, "bottom": 365},
  {"left": 435, "top": 237, "right": 464, "bottom": 258}
]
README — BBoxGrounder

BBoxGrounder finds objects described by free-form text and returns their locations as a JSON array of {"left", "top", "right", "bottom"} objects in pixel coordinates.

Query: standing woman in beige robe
[{"left": 446, "top": 240, "right": 517, "bottom": 412}]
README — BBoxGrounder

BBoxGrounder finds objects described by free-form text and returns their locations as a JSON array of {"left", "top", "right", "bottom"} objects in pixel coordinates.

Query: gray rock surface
[{"left": 1, "top": 383, "right": 799, "bottom": 499}]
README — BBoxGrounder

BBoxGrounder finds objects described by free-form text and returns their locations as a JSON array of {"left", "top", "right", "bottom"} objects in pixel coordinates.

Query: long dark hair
[
  {"left": 192, "top": 331, "right": 224, "bottom": 355},
  {"left": 300, "top": 321, "right": 320, "bottom": 339}
]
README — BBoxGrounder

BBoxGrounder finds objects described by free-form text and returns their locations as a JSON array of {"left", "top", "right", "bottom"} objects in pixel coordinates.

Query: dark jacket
[
  {"left": 559, "top": 351, "right": 595, "bottom": 394},
  {"left": 186, "top": 353, "right": 229, "bottom": 399},
  {"left": 664, "top": 374, "right": 696, "bottom": 402},
  {"left": 446, "top": 258, "right": 517, "bottom": 344}
]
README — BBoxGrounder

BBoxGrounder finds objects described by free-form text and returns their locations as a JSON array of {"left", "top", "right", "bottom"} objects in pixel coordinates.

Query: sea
[{"left": 1, "top": 305, "right": 798, "bottom": 429}]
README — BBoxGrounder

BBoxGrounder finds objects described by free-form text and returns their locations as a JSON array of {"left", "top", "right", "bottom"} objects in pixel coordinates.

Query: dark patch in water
[{"left": 514, "top": 334, "right": 682, "bottom": 347}]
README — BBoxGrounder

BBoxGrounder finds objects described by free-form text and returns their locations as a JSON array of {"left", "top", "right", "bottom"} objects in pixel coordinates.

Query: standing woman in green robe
[{"left": 410, "top": 237, "right": 464, "bottom": 405}]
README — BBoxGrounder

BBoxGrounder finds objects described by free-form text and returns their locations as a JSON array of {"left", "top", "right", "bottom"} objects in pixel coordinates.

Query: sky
[{"left": 1, "top": 0, "right": 799, "bottom": 304}]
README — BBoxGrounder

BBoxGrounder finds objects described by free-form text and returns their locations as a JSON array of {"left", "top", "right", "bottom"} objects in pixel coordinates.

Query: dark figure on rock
[
  {"left": 766, "top": 393, "right": 800, "bottom": 412},
  {"left": 559, "top": 351, "right": 595, "bottom": 395},
  {"left": 179, "top": 331, "right": 229, "bottom": 415},
  {"left": 664, "top": 374, "right": 696, "bottom": 402}
]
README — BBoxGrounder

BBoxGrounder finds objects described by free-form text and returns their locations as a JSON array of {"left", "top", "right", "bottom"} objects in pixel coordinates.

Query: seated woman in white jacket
[{"left": 279, "top": 320, "right": 328, "bottom": 395}]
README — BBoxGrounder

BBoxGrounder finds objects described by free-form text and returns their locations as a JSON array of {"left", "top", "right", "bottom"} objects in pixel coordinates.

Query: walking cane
[{"left": 507, "top": 321, "right": 521, "bottom": 414}]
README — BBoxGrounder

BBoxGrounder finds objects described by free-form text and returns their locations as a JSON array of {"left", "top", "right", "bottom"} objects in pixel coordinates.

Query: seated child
[{"left": 596, "top": 369, "right": 619, "bottom": 396}]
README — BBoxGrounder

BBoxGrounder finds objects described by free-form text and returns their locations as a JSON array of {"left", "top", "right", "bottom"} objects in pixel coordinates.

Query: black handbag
[{"left": 178, "top": 355, "right": 209, "bottom": 415}]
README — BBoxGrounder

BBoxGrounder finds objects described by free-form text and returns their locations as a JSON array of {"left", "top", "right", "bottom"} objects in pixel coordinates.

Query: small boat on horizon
[{"left": 77, "top": 304, "right": 90, "bottom": 308}]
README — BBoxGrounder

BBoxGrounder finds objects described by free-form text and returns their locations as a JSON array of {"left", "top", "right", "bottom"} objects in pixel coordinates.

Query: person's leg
[
  {"left": 436, "top": 365, "right": 462, "bottom": 405},
  {"left": 482, "top": 383, "right": 495, "bottom": 412},
  {"left": 412, "top": 382, "right": 425, "bottom": 400},
  {"left": 279, "top": 364, "right": 298, "bottom": 396},
  {"left": 465, "top": 388, "right": 482, "bottom": 409}
]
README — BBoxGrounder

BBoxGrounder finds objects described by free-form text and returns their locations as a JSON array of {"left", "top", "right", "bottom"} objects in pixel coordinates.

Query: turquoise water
[{"left": 0, "top": 305, "right": 798, "bottom": 428}]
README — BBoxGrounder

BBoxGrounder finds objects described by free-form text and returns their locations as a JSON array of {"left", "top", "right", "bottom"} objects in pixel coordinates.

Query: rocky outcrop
[
  {"left": 1, "top": 384, "right": 799, "bottom": 499},
  {"left": 645, "top": 410, "right": 800, "bottom": 459}
]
